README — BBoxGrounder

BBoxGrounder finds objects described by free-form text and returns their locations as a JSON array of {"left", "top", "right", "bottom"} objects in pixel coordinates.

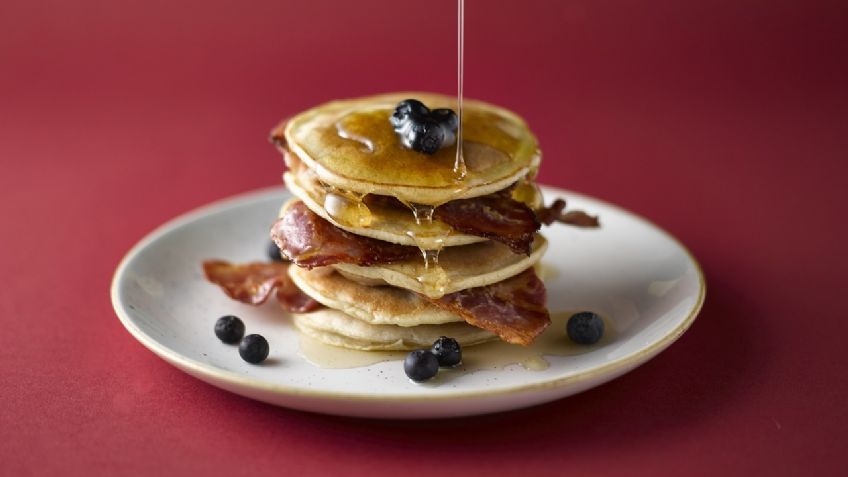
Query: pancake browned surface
[
  {"left": 273, "top": 92, "right": 540, "bottom": 206},
  {"left": 289, "top": 266, "right": 463, "bottom": 327},
  {"left": 293, "top": 309, "right": 495, "bottom": 351}
]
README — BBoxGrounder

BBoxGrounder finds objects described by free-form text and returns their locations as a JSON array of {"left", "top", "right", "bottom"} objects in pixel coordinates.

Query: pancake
[
  {"left": 284, "top": 170, "right": 485, "bottom": 249},
  {"left": 274, "top": 92, "right": 541, "bottom": 206},
  {"left": 293, "top": 308, "right": 496, "bottom": 351},
  {"left": 332, "top": 234, "right": 547, "bottom": 298},
  {"left": 289, "top": 266, "right": 463, "bottom": 327}
]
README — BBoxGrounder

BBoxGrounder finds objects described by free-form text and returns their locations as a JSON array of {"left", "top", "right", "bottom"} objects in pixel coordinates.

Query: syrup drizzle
[
  {"left": 512, "top": 177, "right": 543, "bottom": 209},
  {"left": 406, "top": 202, "right": 449, "bottom": 298},
  {"left": 454, "top": 0, "right": 467, "bottom": 180},
  {"left": 400, "top": 0, "right": 466, "bottom": 298},
  {"left": 323, "top": 190, "right": 373, "bottom": 227}
]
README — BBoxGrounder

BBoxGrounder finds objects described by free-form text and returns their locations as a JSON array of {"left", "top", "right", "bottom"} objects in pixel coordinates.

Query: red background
[{"left": 2, "top": 0, "right": 846, "bottom": 475}]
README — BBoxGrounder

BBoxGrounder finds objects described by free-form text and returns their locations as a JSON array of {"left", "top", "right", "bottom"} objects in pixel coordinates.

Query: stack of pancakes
[{"left": 270, "top": 92, "right": 552, "bottom": 351}]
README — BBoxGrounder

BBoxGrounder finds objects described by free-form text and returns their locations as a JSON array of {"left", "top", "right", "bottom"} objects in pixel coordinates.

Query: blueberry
[
  {"left": 431, "top": 108, "right": 458, "bottom": 146},
  {"left": 214, "top": 315, "right": 245, "bottom": 344},
  {"left": 431, "top": 108, "right": 458, "bottom": 130},
  {"left": 567, "top": 312, "right": 604, "bottom": 345},
  {"left": 431, "top": 336, "right": 462, "bottom": 367},
  {"left": 267, "top": 239, "right": 286, "bottom": 262},
  {"left": 407, "top": 119, "right": 445, "bottom": 155},
  {"left": 391, "top": 100, "right": 458, "bottom": 155},
  {"left": 239, "top": 334, "right": 269, "bottom": 364},
  {"left": 391, "top": 99, "right": 429, "bottom": 127},
  {"left": 404, "top": 349, "right": 439, "bottom": 382}
]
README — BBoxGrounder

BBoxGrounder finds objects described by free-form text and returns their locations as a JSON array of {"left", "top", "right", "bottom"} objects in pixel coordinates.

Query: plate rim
[{"left": 111, "top": 185, "right": 706, "bottom": 403}]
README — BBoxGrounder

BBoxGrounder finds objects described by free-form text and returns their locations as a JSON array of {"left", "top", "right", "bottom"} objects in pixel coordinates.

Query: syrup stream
[
  {"left": 396, "top": 0, "right": 465, "bottom": 298},
  {"left": 454, "top": 0, "right": 467, "bottom": 180}
]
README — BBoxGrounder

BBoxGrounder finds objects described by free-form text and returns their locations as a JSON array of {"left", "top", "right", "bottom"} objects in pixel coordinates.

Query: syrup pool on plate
[{"left": 297, "top": 311, "right": 616, "bottom": 371}]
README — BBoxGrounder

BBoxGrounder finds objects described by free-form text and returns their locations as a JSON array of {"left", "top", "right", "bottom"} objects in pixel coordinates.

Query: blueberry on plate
[
  {"left": 404, "top": 349, "right": 439, "bottom": 382},
  {"left": 239, "top": 334, "right": 269, "bottom": 364},
  {"left": 567, "top": 311, "right": 605, "bottom": 345},
  {"left": 431, "top": 336, "right": 462, "bottom": 367},
  {"left": 214, "top": 315, "right": 245, "bottom": 344}
]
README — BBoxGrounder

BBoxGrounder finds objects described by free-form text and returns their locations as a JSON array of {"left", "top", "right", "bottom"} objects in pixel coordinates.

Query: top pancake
[{"left": 274, "top": 92, "right": 540, "bottom": 205}]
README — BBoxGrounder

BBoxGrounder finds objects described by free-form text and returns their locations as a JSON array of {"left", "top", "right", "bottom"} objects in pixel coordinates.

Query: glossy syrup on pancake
[
  {"left": 286, "top": 96, "right": 538, "bottom": 195},
  {"left": 283, "top": 168, "right": 486, "bottom": 249}
]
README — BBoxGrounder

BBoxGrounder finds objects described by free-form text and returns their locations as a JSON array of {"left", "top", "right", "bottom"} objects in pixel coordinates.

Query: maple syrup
[
  {"left": 323, "top": 189, "right": 373, "bottom": 228},
  {"left": 454, "top": 0, "right": 467, "bottom": 180},
  {"left": 404, "top": 202, "right": 450, "bottom": 297},
  {"left": 298, "top": 311, "right": 616, "bottom": 371},
  {"left": 512, "top": 178, "right": 543, "bottom": 208}
]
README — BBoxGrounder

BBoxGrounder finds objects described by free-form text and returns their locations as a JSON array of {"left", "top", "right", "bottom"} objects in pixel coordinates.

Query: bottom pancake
[{"left": 293, "top": 309, "right": 496, "bottom": 351}]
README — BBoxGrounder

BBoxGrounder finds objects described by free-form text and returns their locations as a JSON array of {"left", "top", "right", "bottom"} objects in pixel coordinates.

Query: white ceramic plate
[{"left": 111, "top": 186, "right": 704, "bottom": 419}]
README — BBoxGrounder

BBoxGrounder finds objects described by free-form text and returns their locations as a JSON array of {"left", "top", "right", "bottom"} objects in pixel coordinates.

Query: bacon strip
[
  {"left": 366, "top": 190, "right": 598, "bottom": 256},
  {"left": 202, "top": 260, "right": 320, "bottom": 313},
  {"left": 426, "top": 268, "right": 550, "bottom": 345},
  {"left": 559, "top": 210, "right": 601, "bottom": 227},
  {"left": 538, "top": 198, "right": 600, "bottom": 228},
  {"left": 434, "top": 191, "right": 540, "bottom": 255},
  {"left": 363, "top": 191, "right": 539, "bottom": 255},
  {"left": 271, "top": 201, "right": 419, "bottom": 269},
  {"left": 203, "top": 257, "right": 551, "bottom": 344},
  {"left": 536, "top": 198, "right": 566, "bottom": 225}
]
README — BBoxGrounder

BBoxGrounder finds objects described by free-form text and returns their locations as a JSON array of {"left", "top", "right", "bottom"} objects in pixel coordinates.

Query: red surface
[{"left": 2, "top": 0, "right": 846, "bottom": 475}]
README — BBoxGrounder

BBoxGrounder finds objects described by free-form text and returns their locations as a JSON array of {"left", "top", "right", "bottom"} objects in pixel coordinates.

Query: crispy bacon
[
  {"left": 536, "top": 198, "right": 566, "bottom": 225},
  {"left": 269, "top": 119, "right": 288, "bottom": 149},
  {"left": 204, "top": 258, "right": 549, "bottom": 344},
  {"left": 366, "top": 189, "right": 599, "bottom": 256},
  {"left": 538, "top": 198, "right": 600, "bottom": 228},
  {"left": 271, "top": 201, "right": 419, "bottom": 269},
  {"left": 559, "top": 210, "right": 601, "bottom": 227},
  {"left": 426, "top": 268, "right": 550, "bottom": 345},
  {"left": 202, "top": 260, "right": 320, "bottom": 313},
  {"left": 363, "top": 191, "right": 539, "bottom": 255},
  {"left": 434, "top": 191, "right": 540, "bottom": 255},
  {"left": 276, "top": 283, "right": 322, "bottom": 313}
]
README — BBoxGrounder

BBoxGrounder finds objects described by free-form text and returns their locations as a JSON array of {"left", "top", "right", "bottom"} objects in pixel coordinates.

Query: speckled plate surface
[{"left": 111, "top": 186, "right": 704, "bottom": 419}]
